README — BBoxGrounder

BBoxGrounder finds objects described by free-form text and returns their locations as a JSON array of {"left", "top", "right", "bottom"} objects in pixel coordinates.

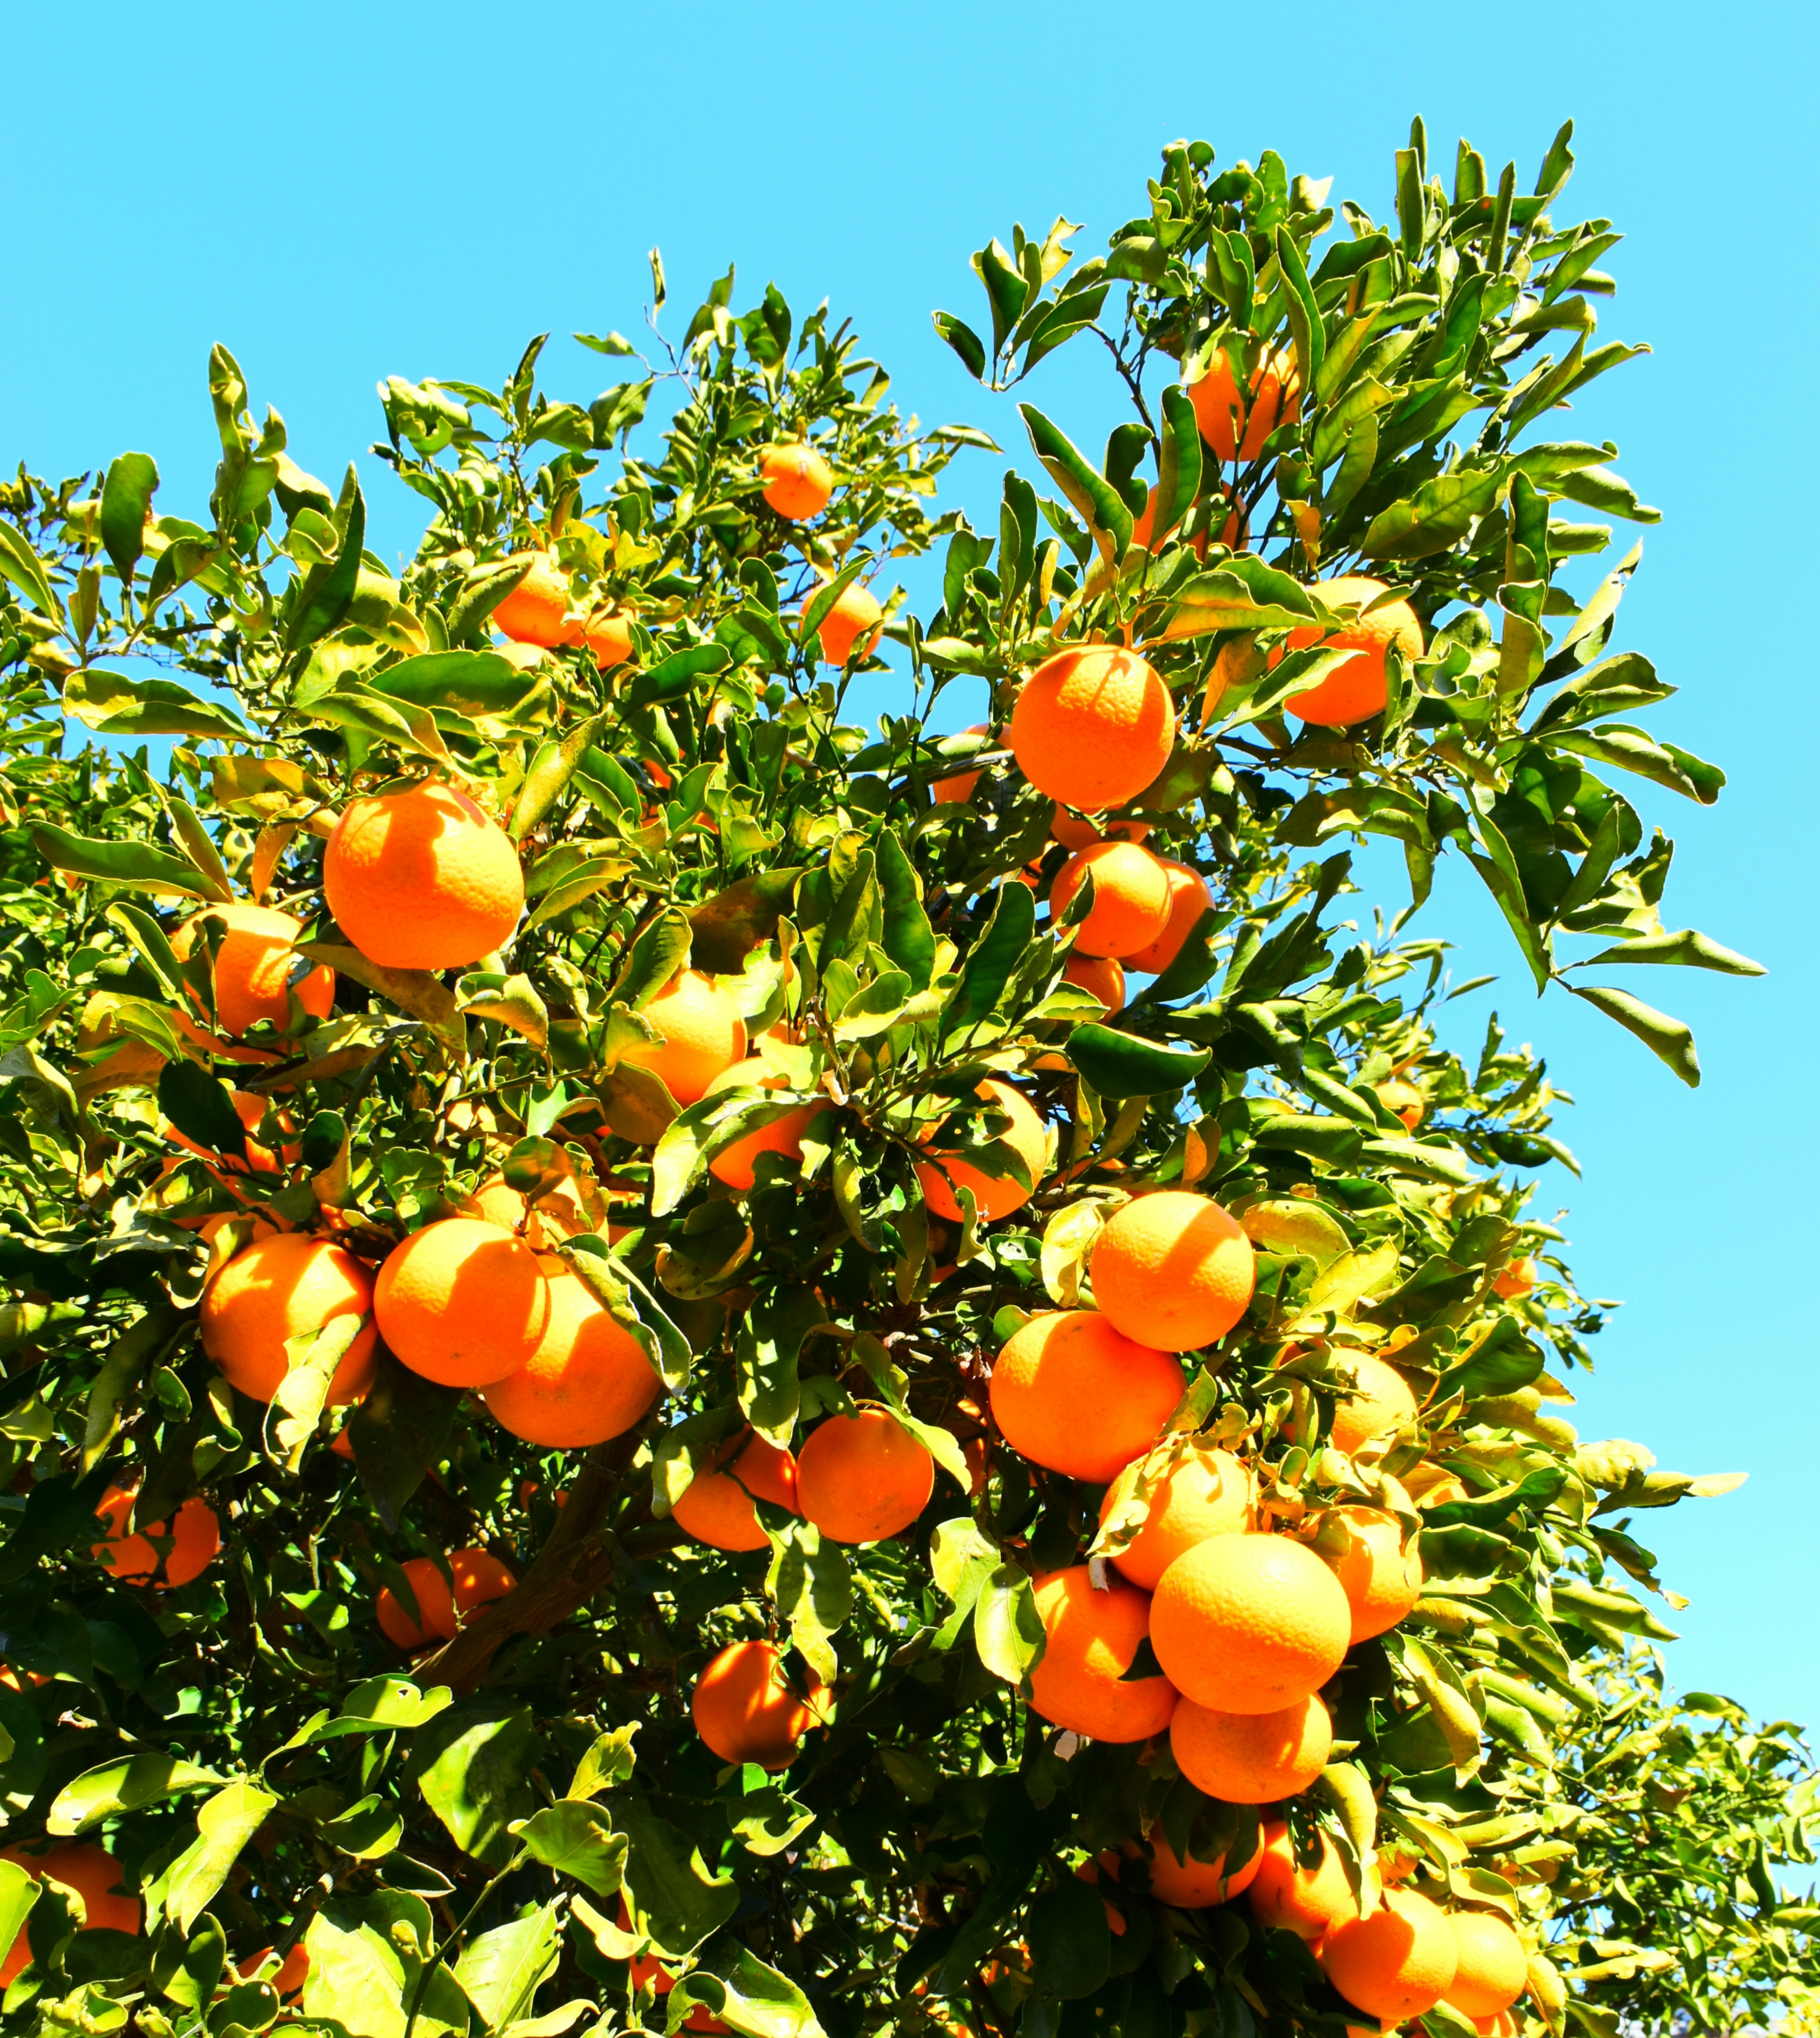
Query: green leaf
[
  {"left": 1153, "top": 385, "right": 1204, "bottom": 548},
  {"left": 1569, "top": 984, "right": 1701, "bottom": 1087},
  {"left": 296, "top": 940, "right": 466, "bottom": 1050},
  {"left": 1028, "top": 1872, "right": 1112, "bottom": 2001},
  {"left": 30, "top": 822, "right": 226, "bottom": 901},
  {"left": 974, "top": 1563, "right": 1045, "bottom": 1686},
  {"left": 614, "top": 907, "right": 694, "bottom": 1009},
  {"left": 514, "top": 1801, "right": 628, "bottom": 1898},
  {"left": 683, "top": 1940, "right": 828, "bottom": 2038},
  {"left": 410, "top": 1703, "right": 541, "bottom": 1864},
  {"left": 303, "top": 1895, "right": 469, "bottom": 2038},
  {"left": 1550, "top": 723, "right": 1725, "bottom": 804},
  {"left": 932, "top": 312, "right": 987, "bottom": 380},
  {"left": 0, "top": 1861, "right": 37, "bottom": 1974},
  {"left": 455, "top": 970, "right": 550, "bottom": 1047},
  {"left": 690, "top": 870, "right": 803, "bottom": 974},
  {"left": 455, "top": 1904, "right": 563, "bottom": 2033},
  {"left": 287, "top": 472, "right": 366, "bottom": 651},
  {"left": 47, "top": 1754, "right": 227, "bottom": 1837},
  {"left": 562, "top": 1237, "right": 690, "bottom": 1392},
  {"left": 625, "top": 644, "right": 731, "bottom": 710},
  {"left": 1066, "top": 1024, "right": 1210, "bottom": 1098},
  {"left": 1360, "top": 464, "right": 1504, "bottom": 560},
  {"left": 346, "top": 1347, "right": 464, "bottom": 1532},
  {"left": 363, "top": 649, "right": 543, "bottom": 717},
  {"left": 1274, "top": 224, "right": 1325, "bottom": 394},
  {"left": 266, "top": 1312, "right": 367, "bottom": 1473},
  {"left": 63, "top": 668, "right": 252, "bottom": 742},
  {"left": 0, "top": 515, "right": 63, "bottom": 620},
  {"left": 446, "top": 555, "right": 534, "bottom": 644},
  {"left": 943, "top": 879, "right": 1035, "bottom": 1038},
  {"left": 100, "top": 452, "right": 160, "bottom": 590},
  {"left": 765, "top": 1517, "right": 852, "bottom": 1683},
  {"left": 158, "top": 1061, "right": 250, "bottom": 1161},
  {"left": 618, "top": 1800, "right": 739, "bottom": 1959},
  {"left": 874, "top": 830, "right": 937, "bottom": 991},
  {"left": 162, "top": 1781, "right": 281, "bottom": 1934},
  {"left": 1019, "top": 402, "right": 1133, "bottom": 563},
  {"left": 567, "top": 1724, "right": 639, "bottom": 1801},
  {"left": 1573, "top": 927, "right": 1763, "bottom": 976}
]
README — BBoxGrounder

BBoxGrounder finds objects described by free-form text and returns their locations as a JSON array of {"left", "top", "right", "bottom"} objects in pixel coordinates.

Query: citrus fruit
[
  {"left": 1150, "top": 1532, "right": 1352, "bottom": 1713},
  {"left": 482, "top": 1254, "right": 661, "bottom": 1445},
  {"left": 931, "top": 725, "right": 990, "bottom": 804},
  {"left": 582, "top": 612, "right": 636, "bottom": 669},
  {"left": 1249, "top": 1823, "right": 1358, "bottom": 1938},
  {"left": 673, "top": 1433, "right": 800, "bottom": 1552},
  {"left": 1098, "top": 1444, "right": 1253, "bottom": 1590},
  {"left": 1376, "top": 1078, "right": 1425, "bottom": 1130},
  {"left": 797, "top": 1408, "right": 934, "bottom": 1544},
  {"left": 0, "top": 1843, "right": 140, "bottom": 1985},
  {"left": 1090, "top": 1191, "right": 1256, "bottom": 1352},
  {"left": 1275, "top": 576, "right": 1423, "bottom": 729},
  {"left": 1130, "top": 484, "right": 1209, "bottom": 558},
  {"left": 1493, "top": 1256, "right": 1538, "bottom": 1298},
  {"left": 324, "top": 779, "right": 525, "bottom": 969},
  {"left": 810, "top": 582, "right": 883, "bottom": 665},
  {"left": 1122, "top": 859, "right": 1212, "bottom": 975},
  {"left": 703, "top": 1058, "right": 829, "bottom": 1192},
  {"left": 760, "top": 443, "right": 834, "bottom": 520},
  {"left": 240, "top": 1944, "right": 310, "bottom": 1999},
  {"left": 1443, "top": 1911, "right": 1528, "bottom": 2017},
  {"left": 1186, "top": 344, "right": 1301, "bottom": 465},
  {"left": 1008, "top": 645, "right": 1176, "bottom": 810},
  {"left": 1322, "top": 1505, "right": 1424, "bottom": 1642},
  {"left": 1135, "top": 1826, "right": 1266, "bottom": 1908},
  {"left": 619, "top": 969, "right": 747, "bottom": 1106},
  {"left": 1063, "top": 952, "right": 1126, "bottom": 1013},
  {"left": 1050, "top": 841, "right": 1173, "bottom": 959},
  {"left": 374, "top": 1217, "right": 552, "bottom": 1389},
  {"left": 173, "top": 903, "right": 335, "bottom": 1035},
  {"left": 90, "top": 1486, "right": 219, "bottom": 1589},
  {"left": 166, "top": 1088, "right": 293, "bottom": 1179},
  {"left": 451, "top": 1546, "right": 517, "bottom": 1621},
  {"left": 376, "top": 1555, "right": 457, "bottom": 1649},
  {"left": 990, "top": 1311, "right": 1185, "bottom": 1483},
  {"left": 200, "top": 1233, "right": 378, "bottom": 1405},
  {"left": 692, "top": 1637, "right": 824, "bottom": 1768},
  {"left": 915, "top": 1078, "right": 1047, "bottom": 1223},
  {"left": 492, "top": 552, "right": 575, "bottom": 647},
  {"left": 1321, "top": 1886, "right": 1459, "bottom": 2021},
  {"left": 616, "top": 1895, "right": 673, "bottom": 1993},
  {"left": 1027, "top": 1566, "right": 1178, "bottom": 1742},
  {"left": 463, "top": 1171, "right": 591, "bottom": 1249},
  {"left": 1170, "top": 1691, "right": 1332, "bottom": 1802},
  {"left": 1050, "top": 807, "right": 1149, "bottom": 851},
  {"left": 1329, "top": 1353, "right": 1420, "bottom": 1455}
]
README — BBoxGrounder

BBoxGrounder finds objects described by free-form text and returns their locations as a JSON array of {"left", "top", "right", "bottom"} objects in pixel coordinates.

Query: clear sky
[{"left": 7, "top": 1, "right": 1816, "bottom": 1732}]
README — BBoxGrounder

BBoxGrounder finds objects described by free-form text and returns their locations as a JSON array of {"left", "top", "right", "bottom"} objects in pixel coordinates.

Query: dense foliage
[{"left": 0, "top": 117, "right": 1813, "bottom": 2038}]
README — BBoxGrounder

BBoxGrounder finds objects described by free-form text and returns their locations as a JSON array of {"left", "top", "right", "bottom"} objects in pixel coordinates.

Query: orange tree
[{"left": 0, "top": 118, "right": 1814, "bottom": 2038}]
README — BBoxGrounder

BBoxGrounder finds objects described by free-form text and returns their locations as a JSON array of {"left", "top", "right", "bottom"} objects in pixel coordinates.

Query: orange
[
  {"left": 173, "top": 903, "right": 335, "bottom": 1036},
  {"left": 1090, "top": 1191, "right": 1256, "bottom": 1353},
  {"left": 1098, "top": 1444, "right": 1252, "bottom": 1590},
  {"left": 451, "top": 1546, "right": 517, "bottom": 1621},
  {"left": 1321, "top": 1887, "right": 1459, "bottom": 2021},
  {"left": 915, "top": 1078, "right": 1047, "bottom": 1224},
  {"left": 990, "top": 1312, "right": 1184, "bottom": 1483},
  {"left": 1411, "top": 1467, "right": 1470, "bottom": 1510},
  {"left": 90, "top": 1486, "right": 219, "bottom": 1589},
  {"left": 692, "top": 1637, "right": 824, "bottom": 1768},
  {"left": 1274, "top": 576, "right": 1423, "bottom": 730},
  {"left": 1050, "top": 841, "right": 1173, "bottom": 960},
  {"left": 1130, "top": 484, "right": 1210, "bottom": 559},
  {"left": 810, "top": 582, "right": 883, "bottom": 666},
  {"left": 200, "top": 1234, "right": 378, "bottom": 1406},
  {"left": 376, "top": 1555, "right": 457, "bottom": 1649},
  {"left": 196, "top": 1210, "right": 281, "bottom": 1248},
  {"left": 1122, "top": 860, "right": 1212, "bottom": 975},
  {"left": 240, "top": 1945, "right": 310, "bottom": 1999},
  {"left": 1150, "top": 1533, "right": 1351, "bottom": 1713},
  {"left": 931, "top": 724, "right": 990, "bottom": 804},
  {"left": 618, "top": 1895, "right": 673, "bottom": 1993},
  {"left": 492, "top": 552, "right": 575, "bottom": 648},
  {"left": 1133, "top": 1827, "right": 1266, "bottom": 1909},
  {"left": 1444, "top": 1912, "right": 1528, "bottom": 2017},
  {"left": 374, "top": 1217, "right": 552, "bottom": 1389},
  {"left": 463, "top": 1172, "right": 591, "bottom": 1250},
  {"left": 704, "top": 1059, "right": 829, "bottom": 1192},
  {"left": 1493, "top": 1257, "right": 1538, "bottom": 1299},
  {"left": 673, "top": 1433, "right": 800, "bottom": 1552},
  {"left": 167, "top": 1089, "right": 292, "bottom": 1179},
  {"left": 619, "top": 969, "right": 748, "bottom": 1107},
  {"left": 1329, "top": 1353, "right": 1420, "bottom": 1455},
  {"left": 1027, "top": 1566, "right": 1178, "bottom": 1743},
  {"left": 1170, "top": 1691, "right": 1332, "bottom": 1802},
  {"left": 760, "top": 443, "right": 834, "bottom": 520},
  {"left": 1063, "top": 953, "right": 1126, "bottom": 1014},
  {"left": 0, "top": 1843, "right": 140, "bottom": 1985},
  {"left": 1010, "top": 645, "right": 1176, "bottom": 811},
  {"left": 1249, "top": 1824, "right": 1357, "bottom": 1939},
  {"left": 582, "top": 611, "right": 636, "bottom": 670},
  {"left": 482, "top": 1254, "right": 661, "bottom": 1444},
  {"left": 1475, "top": 2017, "right": 1520, "bottom": 2038},
  {"left": 324, "top": 779, "right": 525, "bottom": 970},
  {"left": 1376, "top": 1078, "right": 1425, "bottom": 1131},
  {"left": 1186, "top": 345, "right": 1301, "bottom": 466},
  {"left": 797, "top": 1408, "right": 934, "bottom": 1544},
  {"left": 1050, "top": 808, "right": 1149, "bottom": 851},
  {"left": 1322, "top": 1506, "right": 1424, "bottom": 1643}
]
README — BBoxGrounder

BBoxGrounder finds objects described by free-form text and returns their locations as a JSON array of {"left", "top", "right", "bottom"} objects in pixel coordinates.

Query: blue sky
[{"left": 7, "top": 1, "right": 1817, "bottom": 1732}]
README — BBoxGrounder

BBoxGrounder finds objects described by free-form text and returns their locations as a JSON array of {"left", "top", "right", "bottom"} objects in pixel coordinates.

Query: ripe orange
[
  {"left": 990, "top": 1312, "right": 1185, "bottom": 1483},
  {"left": 482, "top": 1255, "right": 661, "bottom": 1445},
  {"left": 1090, "top": 1191, "right": 1256, "bottom": 1353},
  {"left": 1474, "top": 2016, "right": 1520, "bottom": 2038},
  {"left": 760, "top": 443, "right": 835, "bottom": 520},
  {"left": 616, "top": 1894, "right": 673, "bottom": 1993},
  {"left": 1409, "top": 1464, "right": 1470, "bottom": 1510},
  {"left": 492, "top": 552, "right": 575, "bottom": 648},
  {"left": 1129, "top": 484, "right": 1210, "bottom": 559},
  {"left": 1122, "top": 860, "right": 1212, "bottom": 975},
  {"left": 1134, "top": 1827, "right": 1266, "bottom": 1909},
  {"left": 376, "top": 1555, "right": 457, "bottom": 1649},
  {"left": 1186, "top": 345, "right": 1301, "bottom": 466},
  {"left": 1150, "top": 1533, "right": 1351, "bottom": 1713},
  {"left": 374, "top": 1217, "right": 552, "bottom": 1389},
  {"left": 1027, "top": 1566, "right": 1179, "bottom": 1743},
  {"left": 1274, "top": 576, "right": 1423, "bottom": 729},
  {"left": 692, "top": 1637, "right": 824, "bottom": 1768},
  {"left": 810, "top": 582, "right": 883, "bottom": 665},
  {"left": 1050, "top": 841, "right": 1173, "bottom": 959},
  {"left": 1329, "top": 1353, "right": 1420, "bottom": 1455},
  {"left": 1322, "top": 1506, "right": 1424, "bottom": 1643},
  {"left": 704, "top": 1059, "right": 829, "bottom": 1192},
  {"left": 673, "top": 1434, "right": 801, "bottom": 1552},
  {"left": 0, "top": 1843, "right": 140, "bottom": 1985},
  {"left": 582, "top": 610, "right": 636, "bottom": 670},
  {"left": 931, "top": 724, "right": 990, "bottom": 804},
  {"left": 324, "top": 779, "right": 525, "bottom": 970},
  {"left": 1493, "top": 1257, "right": 1538, "bottom": 1299},
  {"left": 1444, "top": 1911, "right": 1528, "bottom": 2017},
  {"left": 173, "top": 903, "right": 335, "bottom": 1036},
  {"left": 915, "top": 1078, "right": 1048, "bottom": 1224},
  {"left": 1063, "top": 953, "right": 1126, "bottom": 1014},
  {"left": 1321, "top": 1886, "right": 1459, "bottom": 2021},
  {"left": 1009, "top": 645, "right": 1176, "bottom": 811},
  {"left": 451, "top": 1546, "right": 517, "bottom": 1621},
  {"left": 200, "top": 1234, "right": 378, "bottom": 1405},
  {"left": 240, "top": 1944, "right": 310, "bottom": 1999},
  {"left": 1050, "top": 807, "right": 1150, "bottom": 851},
  {"left": 91, "top": 1486, "right": 219, "bottom": 1589},
  {"left": 1375, "top": 1078, "right": 1425, "bottom": 1131},
  {"left": 619, "top": 969, "right": 747, "bottom": 1107},
  {"left": 167, "top": 1088, "right": 293, "bottom": 1179},
  {"left": 1097, "top": 1444, "right": 1252, "bottom": 1590},
  {"left": 796, "top": 1408, "right": 934, "bottom": 1544},
  {"left": 1249, "top": 1823, "right": 1357, "bottom": 1939},
  {"left": 1170, "top": 1691, "right": 1332, "bottom": 1802},
  {"left": 463, "top": 1172, "right": 591, "bottom": 1250}
]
